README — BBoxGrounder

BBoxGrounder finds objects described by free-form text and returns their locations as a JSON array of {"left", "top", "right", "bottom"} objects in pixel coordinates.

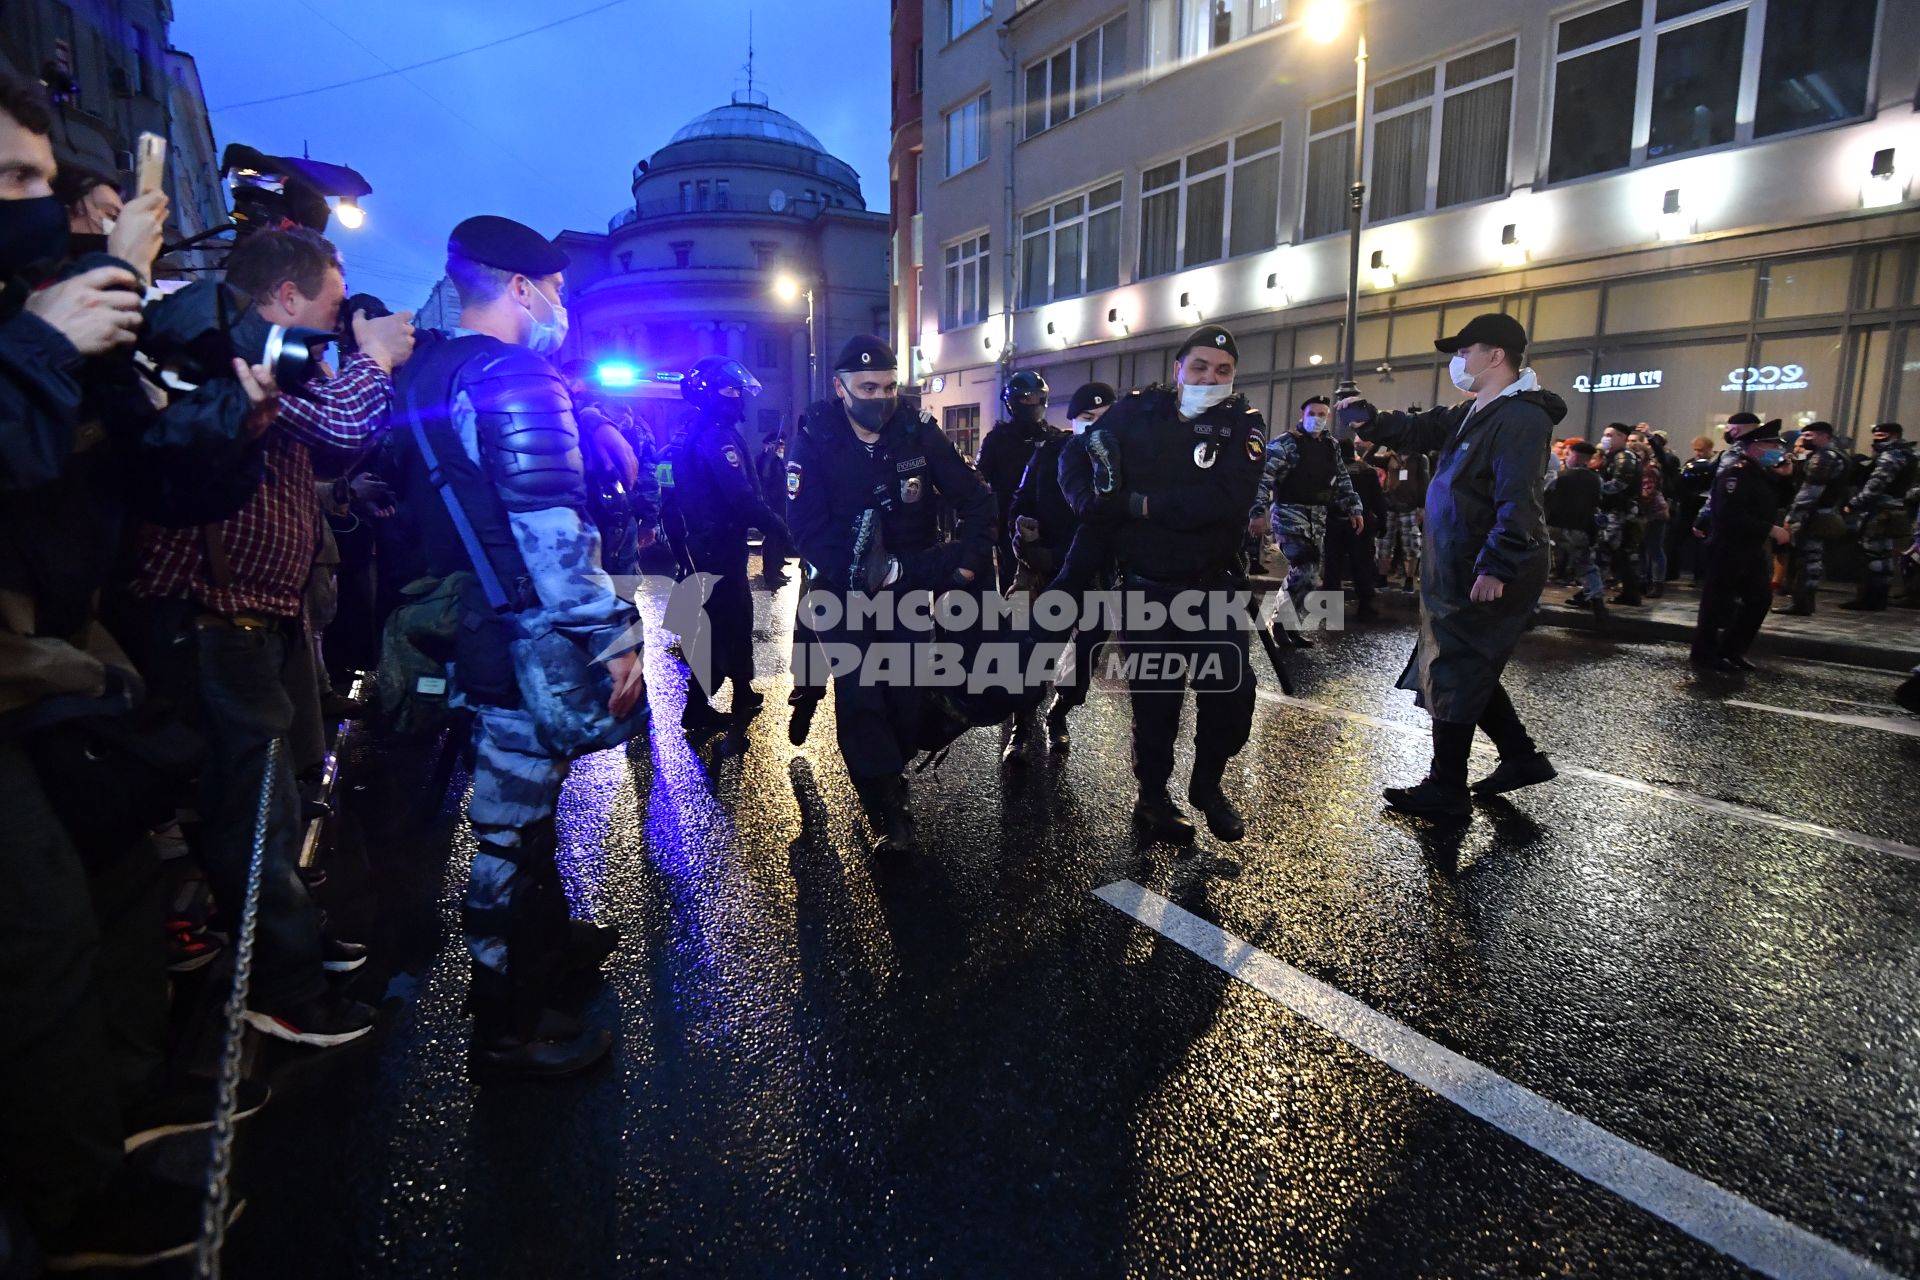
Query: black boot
[
  {"left": 1000, "top": 714, "right": 1033, "bottom": 767},
  {"left": 1186, "top": 769, "right": 1246, "bottom": 842},
  {"left": 469, "top": 966, "right": 612, "bottom": 1082},
  {"left": 682, "top": 692, "right": 727, "bottom": 735},
  {"left": 1045, "top": 703, "right": 1072, "bottom": 753},
  {"left": 1838, "top": 584, "right": 1889, "bottom": 611},
  {"left": 730, "top": 679, "right": 765, "bottom": 717},
  {"left": 855, "top": 776, "right": 917, "bottom": 855},
  {"left": 1384, "top": 720, "right": 1472, "bottom": 818},
  {"left": 1780, "top": 587, "right": 1815, "bottom": 616},
  {"left": 561, "top": 919, "right": 619, "bottom": 974},
  {"left": 1132, "top": 787, "right": 1197, "bottom": 843},
  {"left": 788, "top": 690, "right": 821, "bottom": 745}
]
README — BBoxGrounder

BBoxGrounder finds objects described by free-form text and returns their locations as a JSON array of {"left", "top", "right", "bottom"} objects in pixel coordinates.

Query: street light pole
[
  {"left": 803, "top": 286, "right": 817, "bottom": 404},
  {"left": 1336, "top": 28, "right": 1369, "bottom": 401}
]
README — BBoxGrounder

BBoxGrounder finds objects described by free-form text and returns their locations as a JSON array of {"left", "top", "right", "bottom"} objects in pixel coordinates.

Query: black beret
[
  {"left": 447, "top": 215, "right": 568, "bottom": 276},
  {"left": 1176, "top": 324, "right": 1238, "bottom": 362},
  {"left": 1568, "top": 439, "right": 1597, "bottom": 454},
  {"left": 1067, "top": 382, "right": 1116, "bottom": 419},
  {"left": 1800, "top": 420, "right": 1834, "bottom": 434},
  {"left": 1726, "top": 411, "right": 1763, "bottom": 428},
  {"left": 833, "top": 334, "right": 897, "bottom": 372},
  {"left": 1300, "top": 394, "right": 1331, "bottom": 410},
  {"left": 1872, "top": 421, "right": 1904, "bottom": 435}
]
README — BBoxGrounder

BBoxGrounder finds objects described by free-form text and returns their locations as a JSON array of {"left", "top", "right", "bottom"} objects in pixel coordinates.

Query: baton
[{"left": 1252, "top": 588, "right": 1296, "bottom": 697}]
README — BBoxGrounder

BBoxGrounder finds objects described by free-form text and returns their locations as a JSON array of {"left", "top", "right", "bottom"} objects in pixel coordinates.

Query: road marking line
[
  {"left": 1093, "top": 880, "right": 1907, "bottom": 1280},
  {"left": 1725, "top": 699, "right": 1920, "bottom": 740},
  {"left": 1255, "top": 691, "right": 1920, "bottom": 863}
]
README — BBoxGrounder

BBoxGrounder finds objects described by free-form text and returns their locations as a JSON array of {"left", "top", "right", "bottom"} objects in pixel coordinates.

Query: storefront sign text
[{"left": 1573, "top": 370, "right": 1664, "bottom": 394}]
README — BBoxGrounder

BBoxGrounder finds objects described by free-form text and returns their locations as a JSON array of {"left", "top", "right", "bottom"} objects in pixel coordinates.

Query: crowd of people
[{"left": 6, "top": 60, "right": 1920, "bottom": 1271}]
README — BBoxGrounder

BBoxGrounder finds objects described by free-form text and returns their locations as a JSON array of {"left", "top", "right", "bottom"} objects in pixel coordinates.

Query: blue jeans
[{"left": 1642, "top": 518, "right": 1670, "bottom": 584}]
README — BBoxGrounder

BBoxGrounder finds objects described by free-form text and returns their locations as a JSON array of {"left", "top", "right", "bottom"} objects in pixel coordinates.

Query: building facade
[
  {"left": 1, "top": 1, "right": 228, "bottom": 263},
  {"left": 891, "top": 0, "right": 929, "bottom": 388},
  {"left": 911, "top": 0, "right": 1920, "bottom": 453},
  {"left": 553, "top": 92, "right": 891, "bottom": 444}
]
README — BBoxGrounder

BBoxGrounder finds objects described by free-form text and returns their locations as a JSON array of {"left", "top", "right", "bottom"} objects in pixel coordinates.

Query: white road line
[
  {"left": 1094, "top": 881, "right": 1907, "bottom": 1280},
  {"left": 1725, "top": 699, "right": 1920, "bottom": 740},
  {"left": 1255, "top": 691, "right": 1920, "bottom": 864}
]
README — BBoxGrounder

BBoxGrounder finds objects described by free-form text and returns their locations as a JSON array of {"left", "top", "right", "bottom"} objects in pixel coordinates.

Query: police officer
[
  {"left": 1780, "top": 420, "right": 1848, "bottom": 615},
  {"left": 1060, "top": 325, "right": 1267, "bottom": 843},
  {"left": 756, "top": 432, "right": 793, "bottom": 586},
  {"left": 393, "top": 215, "right": 646, "bottom": 1079},
  {"left": 1008, "top": 381, "right": 1114, "bottom": 754},
  {"left": 1251, "top": 395, "right": 1362, "bottom": 645},
  {"left": 1595, "top": 422, "right": 1645, "bottom": 605},
  {"left": 561, "top": 359, "right": 660, "bottom": 578},
  {"left": 784, "top": 336, "right": 994, "bottom": 853},
  {"left": 1839, "top": 422, "right": 1916, "bottom": 611},
  {"left": 976, "top": 369, "right": 1052, "bottom": 592},
  {"left": 666, "top": 357, "right": 790, "bottom": 734},
  {"left": 1692, "top": 422, "right": 1790, "bottom": 671}
]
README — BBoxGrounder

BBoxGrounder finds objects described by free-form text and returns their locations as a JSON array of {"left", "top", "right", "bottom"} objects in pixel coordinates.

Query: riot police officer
[
  {"left": 1692, "top": 423, "right": 1790, "bottom": 670},
  {"left": 1840, "top": 422, "right": 1916, "bottom": 611},
  {"left": 1251, "top": 395, "right": 1362, "bottom": 645},
  {"left": 562, "top": 359, "right": 660, "bottom": 578},
  {"left": 1059, "top": 325, "right": 1267, "bottom": 843},
  {"left": 393, "top": 215, "right": 647, "bottom": 1080},
  {"left": 784, "top": 336, "right": 994, "bottom": 853},
  {"left": 1781, "top": 420, "right": 1848, "bottom": 615},
  {"left": 1595, "top": 422, "right": 1645, "bottom": 605},
  {"left": 666, "top": 357, "right": 790, "bottom": 734},
  {"left": 976, "top": 369, "right": 1052, "bottom": 592}
]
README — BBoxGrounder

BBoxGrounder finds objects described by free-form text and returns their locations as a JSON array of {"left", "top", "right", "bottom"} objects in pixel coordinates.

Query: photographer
[
  {"left": 1, "top": 71, "right": 278, "bottom": 1269},
  {"left": 129, "top": 227, "right": 413, "bottom": 1050}
]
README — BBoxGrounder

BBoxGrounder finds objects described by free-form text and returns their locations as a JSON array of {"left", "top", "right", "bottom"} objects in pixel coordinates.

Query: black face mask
[
  {"left": 0, "top": 195, "right": 73, "bottom": 281},
  {"left": 845, "top": 394, "right": 897, "bottom": 431}
]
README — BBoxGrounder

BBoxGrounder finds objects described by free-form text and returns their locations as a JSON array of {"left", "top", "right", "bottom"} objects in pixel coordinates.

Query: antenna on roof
[{"left": 732, "top": 11, "right": 769, "bottom": 107}]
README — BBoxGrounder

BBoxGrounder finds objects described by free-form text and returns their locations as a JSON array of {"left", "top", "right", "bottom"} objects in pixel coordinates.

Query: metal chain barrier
[{"left": 193, "top": 736, "right": 280, "bottom": 1280}]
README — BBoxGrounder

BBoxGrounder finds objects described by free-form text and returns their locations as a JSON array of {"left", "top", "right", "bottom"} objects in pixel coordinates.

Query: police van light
[{"left": 597, "top": 361, "right": 641, "bottom": 387}]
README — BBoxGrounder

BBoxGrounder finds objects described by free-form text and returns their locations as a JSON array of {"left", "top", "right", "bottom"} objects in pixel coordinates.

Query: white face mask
[
  {"left": 1448, "top": 353, "right": 1476, "bottom": 393},
  {"left": 520, "top": 281, "right": 570, "bottom": 356},
  {"left": 99, "top": 215, "right": 117, "bottom": 235},
  {"left": 1300, "top": 411, "right": 1328, "bottom": 434},
  {"left": 1071, "top": 415, "right": 1095, "bottom": 433},
  {"left": 1178, "top": 381, "right": 1234, "bottom": 419}
]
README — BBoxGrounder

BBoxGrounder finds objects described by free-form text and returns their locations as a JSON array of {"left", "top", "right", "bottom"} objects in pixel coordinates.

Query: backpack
[{"left": 374, "top": 572, "right": 470, "bottom": 738}]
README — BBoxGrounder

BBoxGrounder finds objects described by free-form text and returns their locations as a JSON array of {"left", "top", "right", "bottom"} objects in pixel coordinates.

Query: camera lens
[{"left": 261, "top": 324, "right": 331, "bottom": 389}]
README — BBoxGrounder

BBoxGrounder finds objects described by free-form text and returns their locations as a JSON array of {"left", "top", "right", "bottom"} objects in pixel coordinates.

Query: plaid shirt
[{"left": 134, "top": 353, "right": 392, "bottom": 618}]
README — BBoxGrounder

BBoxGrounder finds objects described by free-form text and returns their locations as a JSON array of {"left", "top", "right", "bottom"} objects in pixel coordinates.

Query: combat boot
[
  {"left": 1186, "top": 771, "right": 1246, "bottom": 842},
  {"left": 1000, "top": 714, "right": 1034, "bottom": 767},
  {"left": 787, "top": 690, "right": 821, "bottom": 746},
  {"left": 1780, "top": 588, "right": 1816, "bottom": 616},
  {"left": 1045, "top": 703, "right": 1072, "bottom": 753},
  {"left": 1838, "top": 584, "right": 1889, "bottom": 611},
  {"left": 854, "top": 776, "right": 917, "bottom": 855},
  {"left": 729, "top": 678, "right": 766, "bottom": 718},
  {"left": 682, "top": 693, "right": 727, "bottom": 735},
  {"left": 1132, "top": 787, "right": 1197, "bottom": 843},
  {"left": 468, "top": 967, "right": 612, "bottom": 1083}
]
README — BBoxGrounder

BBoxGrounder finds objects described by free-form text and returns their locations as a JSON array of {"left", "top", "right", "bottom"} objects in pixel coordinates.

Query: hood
[{"left": 1508, "top": 386, "right": 1569, "bottom": 426}]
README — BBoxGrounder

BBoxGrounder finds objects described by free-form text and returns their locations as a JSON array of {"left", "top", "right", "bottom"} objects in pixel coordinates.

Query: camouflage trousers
[
  {"left": 464, "top": 705, "right": 574, "bottom": 978},
  {"left": 1791, "top": 532, "right": 1827, "bottom": 592},
  {"left": 1859, "top": 509, "right": 1914, "bottom": 588},
  {"left": 1273, "top": 503, "right": 1329, "bottom": 603},
  {"left": 1554, "top": 527, "right": 1603, "bottom": 597},
  {"left": 1391, "top": 512, "right": 1422, "bottom": 576}
]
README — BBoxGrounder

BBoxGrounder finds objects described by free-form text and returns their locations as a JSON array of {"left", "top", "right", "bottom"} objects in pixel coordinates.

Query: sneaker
[
  {"left": 124, "top": 1079, "right": 271, "bottom": 1152},
  {"left": 1469, "top": 751, "right": 1558, "bottom": 797},
  {"left": 321, "top": 936, "right": 369, "bottom": 973},
  {"left": 41, "top": 1166, "right": 243, "bottom": 1272},
  {"left": 243, "top": 993, "right": 376, "bottom": 1048},
  {"left": 167, "top": 924, "right": 224, "bottom": 974},
  {"left": 471, "top": 1026, "right": 613, "bottom": 1082}
]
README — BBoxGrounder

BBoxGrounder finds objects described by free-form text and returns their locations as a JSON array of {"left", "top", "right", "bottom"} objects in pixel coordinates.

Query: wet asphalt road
[{"left": 210, "top": 578, "right": 1919, "bottom": 1279}]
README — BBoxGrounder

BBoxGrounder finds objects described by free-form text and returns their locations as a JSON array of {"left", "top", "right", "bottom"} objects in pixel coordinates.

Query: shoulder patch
[
  {"left": 721, "top": 443, "right": 743, "bottom": 468},
  {"left": 785, "top": 460, "right": 803, "bottom": 498},
  {"left": 1246, "top": 435, "right": 1263, "bottom": 463}
]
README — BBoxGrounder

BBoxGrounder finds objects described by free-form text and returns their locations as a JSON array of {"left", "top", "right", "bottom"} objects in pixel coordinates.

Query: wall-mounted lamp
[
  {"left": 1499, "top": 223, "right": 1527, "bottom": 268},
  {"left": 1863, "top": 147, "right": 1906, "bottom": 209},
  {"left": 1107, "top": 306, "right": 1130, "bottom": 335},
  {"left": 1368, "top": 249, "right": 1396, "bottom": 291},
  {"left": 1658, "top": 188, "right": 1692, "bottom": 241}
]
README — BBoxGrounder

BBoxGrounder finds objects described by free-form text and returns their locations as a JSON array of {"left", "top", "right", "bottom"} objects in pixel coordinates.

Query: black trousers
[
  {"left": 1050, "top": 620, "right": 1112, "bottom": 713},
  {"left": 686, "top": 533, "right": 754, "bottom": 700},
  {"left": 1122, "top": 579, "right": 1255, "bottom": 791},
  {"left": 826, "top": 597, "right": 924, "bottom": 782},
  {"left": 1323, "top": 521, "right": 1377, "bottom": 604},
  {"left": 1693, "top": 543, "right": 1772, "bottom": 662}
]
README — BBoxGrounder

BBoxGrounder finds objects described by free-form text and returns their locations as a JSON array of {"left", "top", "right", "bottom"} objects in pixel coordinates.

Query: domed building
[{"left": 552, "top": 91, "right": 890, "bottom": 443}]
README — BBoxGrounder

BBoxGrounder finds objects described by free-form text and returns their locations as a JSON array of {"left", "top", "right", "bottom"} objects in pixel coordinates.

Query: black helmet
[
  {"left": 1003, "top": 369, "right": 1049, "bottom": 426},
  {"left": 682, "top": 357, "right": 762, "bottom": 423}
]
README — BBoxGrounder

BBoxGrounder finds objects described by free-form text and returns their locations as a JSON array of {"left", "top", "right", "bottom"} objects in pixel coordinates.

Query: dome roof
[{"left": 668, "top": 98, "right": 824, "bottom": 152}]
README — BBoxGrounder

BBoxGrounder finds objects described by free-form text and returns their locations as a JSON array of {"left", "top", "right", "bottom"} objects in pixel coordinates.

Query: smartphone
[{"left": 135, "top": 133, "right": 167, "bottom": 197}]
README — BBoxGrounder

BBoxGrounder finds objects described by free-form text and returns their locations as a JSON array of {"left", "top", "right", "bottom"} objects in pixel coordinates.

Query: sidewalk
[{"left": 1252, "top": 572, "right": 1920, "bottom": 671}]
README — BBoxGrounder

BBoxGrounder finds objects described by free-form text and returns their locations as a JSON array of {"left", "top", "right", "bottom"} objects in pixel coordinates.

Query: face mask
[
  {"left": 1757, "top": 447, "right": 1785, "bottom": 466},
  {"left": 520, "top": 281, "right": 569, "bottom": 356},
  {"left": 1071, "top": 416, "right": 1094, "bottom": 434},
  {"left": 845, "top": 393, "right": 897, "bottom": 431},
  {"left": 1178, "top": 381, "right": 1233, "bottom": 419},
  {"left": 0, "top": 195, "right": 72, "bottom": 280},
  {"left": 1448, "top": 353, "right": 1476, "bottom": 393},
  {"left": 1300, "top": 412, "right": 1327, "bottom": 434},
  {"left": 1600, "top": 436, "right": 1621, "bottom": 453}
]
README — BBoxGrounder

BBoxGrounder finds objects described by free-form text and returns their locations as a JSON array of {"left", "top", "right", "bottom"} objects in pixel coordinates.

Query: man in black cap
[
  {"left": 977, "top": 369, "right": 1053, "bottom": 593},
  {"left": 391, "top": 214, "right": 646, "bottom": 1079},
  {"left": 1339, "top": 312, "right": 1566, "bottom": 819},
  {"left": 1840, "top": 422, "right": 1916, "bottom": 611},
  {"left": 783, "top": 335, "right": 994, "bottom": 853},
  {"left": 1780, "top": 420, "right": 1848, "bottom": 615},
  {"left": 1691, "top": 422, "right": 1790, "bottom": 670},
  {"left": 1058, "top": 324, "right": 1267, "bottom": 842},
  {"left": 1691, "top": 411, "right": 1763, "bottom": 537},
  {"left": 1251, "top": 394, "right": 1364, "bottom": 644}
]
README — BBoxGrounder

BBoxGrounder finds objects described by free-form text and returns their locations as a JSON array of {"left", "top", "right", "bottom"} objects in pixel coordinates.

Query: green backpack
[{"left": 374, "top": 572, "right": 472, "bottom": 738}]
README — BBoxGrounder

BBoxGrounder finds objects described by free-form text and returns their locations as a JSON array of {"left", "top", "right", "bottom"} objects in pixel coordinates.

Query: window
[
  {"left": 1144, "top": 0, "right": 1286, "bottom": 71},
  {"left": 133, "top": 26, "right": 154, "bottom": 98},
  {"left": 1302, "top": 97, "right": 1356, "bottom": 240},
  {"left": 945, "top": 91, "right": 991, "bottom": 176},
  {"left": 671, "top": 241, "right": 693, "bottom": 269},
  {"left": 753, "top": 242, "right": 777, "bottom": 269},
  {"left": 1365, "top": 40, "right": 1516, "bottom": 221},
  {"left": 948, "top": 0, "right": 988, "bottom": 41},
  {"left": 696, "top": 180, "right": 711, "bottom": 211},
  {"left": 1138, "top": 124, "right": 1281, "bottom": 278},
  {"left": 942, "top": 232, "right": 991, "bottom": 328},
  {"left": 715, "top": 179, "right": 730, "bottom": 210},
  {"left": 943, "top": 404, "right": 982, "bottom": 460},
  {"left": 1020, "top": 181, "right": 1122, "bottom": 307},
  {"left": 679, "top": 181, "right": 693, "bottom": 212},
  {"left": 1023, "top": 15, "right": 1128, "bottom": 138},
  {"left": 1548, "top": 0, "right": 1876, "bottom": 186}
]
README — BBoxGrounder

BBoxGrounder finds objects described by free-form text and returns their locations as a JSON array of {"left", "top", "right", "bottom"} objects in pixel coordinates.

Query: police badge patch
[
  {"left": 722, "top": 444, "right": 743, "bottom": 468},
  {"left": 901, "top": 475, "right": 924, "bottom": 503},
  {"left": 1193, "top": 442, "right": 1218, "bottom": 469},
  {"left": 1245, "top": 436, "right": 1263, "bottom": 462},
  {"left": 785, "top": 461, "right": 803, "bottom": 497}
]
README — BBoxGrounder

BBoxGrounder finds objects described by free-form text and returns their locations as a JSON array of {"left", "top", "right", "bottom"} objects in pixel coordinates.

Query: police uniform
[
  {"left": 784, "top": 336, "right": 995, "bottom": 850},
  {"left": 1595, "top": 438, "right": 1645, "bottom": 604},
  {"left": 1781, "top": 429, "right": 1848, "bottom": 614},
  {"left": 666, "top": 357, "right": 789, "bottom": 729},
  {"left": 1692, "top": 430, "right": 1783, "bottom": 669},
  {"left": 1252, "top": 425, "right": 1361, "bottom": 621},
  {"left": 1842, "top": 427, "right": 1917, "bottom": 610},
  {"left": 394, "top": 216, "right": 638, "bottom": 1074},
  {"left": 977, "top": 370, "right": 1053, "bottom": 593},
  {"left": 1059, "top": 325, "right": 1267, "bottom": 842}
]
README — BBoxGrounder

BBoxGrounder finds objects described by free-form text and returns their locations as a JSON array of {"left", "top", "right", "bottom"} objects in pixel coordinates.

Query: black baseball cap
[
  {"left": 447, "top": 215, "right": 568, "bottom": 276},
  {"left": 1067, "top": 382, "right": 1116, "bottom": 418},
  {"left": 833, "top": 335, "right": 897, "bottom": 372},
  {"left": 1435, "top": 312, "right": 1528, "bottom": 355}
]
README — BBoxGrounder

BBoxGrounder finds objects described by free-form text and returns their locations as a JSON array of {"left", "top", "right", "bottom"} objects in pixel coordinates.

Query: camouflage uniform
[
  {"left": 1595, "top": 445, "right": 1645, "bottom": 602},
  {"left": 1251, "top": 429, "right": 1360, "bottom": 608},
  {"left": 1782, "top": 441, "right": 1848, "bottom": 612},
  {"left": 1850, "top": 438, "right": 1917, "bottom": 604}
]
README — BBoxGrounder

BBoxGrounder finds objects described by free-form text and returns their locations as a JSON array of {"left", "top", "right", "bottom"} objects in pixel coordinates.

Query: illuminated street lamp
[
  {"left": 333, "top": 196, "right": 365, "bottom": 230},
  {"left": 1308, "top": 0, "right": 1369, "bottom": 400},
  {"left": 773, "top": 272, "right": 816, "bottom": 401}
]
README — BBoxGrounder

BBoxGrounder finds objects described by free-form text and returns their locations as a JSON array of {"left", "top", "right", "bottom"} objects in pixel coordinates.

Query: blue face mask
[{"left": 1757, "top": 447, "right": 1785, "bottom": 466}]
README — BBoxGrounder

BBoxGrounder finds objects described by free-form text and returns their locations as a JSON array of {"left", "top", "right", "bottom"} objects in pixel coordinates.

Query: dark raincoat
[{"left": 1356, "top": 378, "right": 1565, "bottom": 723}]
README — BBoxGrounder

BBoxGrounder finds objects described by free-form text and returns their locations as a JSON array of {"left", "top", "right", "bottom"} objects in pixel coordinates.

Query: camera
[
  {"left": 139, "top": 278, "right": 331, "bottom": 390},
  {"left": 336, "top": 292, "right": 390, "bottom": 359}
]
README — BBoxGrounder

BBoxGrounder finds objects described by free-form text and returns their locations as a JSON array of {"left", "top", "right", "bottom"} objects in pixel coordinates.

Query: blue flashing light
[{"left": 596, "top": 360, "right": 641, "bottom": 388}]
